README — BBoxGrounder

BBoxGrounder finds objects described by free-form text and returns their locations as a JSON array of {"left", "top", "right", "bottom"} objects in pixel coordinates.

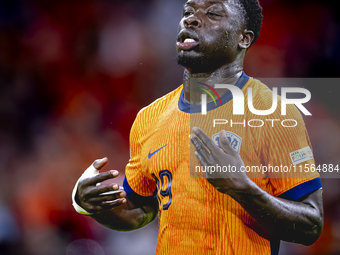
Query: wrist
[{"left": 225, "top": 177, "right": 258, "bottom": 201}]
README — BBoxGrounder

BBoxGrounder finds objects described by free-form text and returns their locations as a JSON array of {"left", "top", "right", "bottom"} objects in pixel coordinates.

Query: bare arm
[
  {"left": 190, "top": 127, "right": 323, "bottom": 245},
  {"left": 228, "top": 180, "right": 323, "bottom": 245},
  {"left": 75, "top": 158, "right": 159, "bottom": 231}
]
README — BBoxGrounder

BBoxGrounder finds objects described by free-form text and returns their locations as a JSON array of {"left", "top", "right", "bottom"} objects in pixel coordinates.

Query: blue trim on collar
[
  {"left": 178, "top": 72, "right": 250, "bottom": 113},
  {"left": 270, "top": 239, "right": 280, "bottom": 255}
]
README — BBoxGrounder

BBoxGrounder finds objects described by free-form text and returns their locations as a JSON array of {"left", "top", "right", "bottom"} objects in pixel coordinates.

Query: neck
[{"left": 182, "top": 61, "right": 244, "bottom": 105}]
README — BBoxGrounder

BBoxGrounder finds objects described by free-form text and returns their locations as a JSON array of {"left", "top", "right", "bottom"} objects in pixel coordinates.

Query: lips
[
  {"left": 177, "top": 39, "right": 198, "bottom": 50},
  {"left": 177, "top": 31, "right": 199, "bottom": 51}
]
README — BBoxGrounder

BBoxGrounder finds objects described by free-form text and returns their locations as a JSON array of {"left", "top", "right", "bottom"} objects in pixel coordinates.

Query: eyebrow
[{"left": 185, "top": 1, "right": 223, "bottom": 6}]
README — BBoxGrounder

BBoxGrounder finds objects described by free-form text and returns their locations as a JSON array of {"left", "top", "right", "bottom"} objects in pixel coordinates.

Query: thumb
[
  {"left": 219, "top": 130, "right": 235, "bottom": 155},
  {"left": 81, "top": 158, "right": 108, "bottom": 180},
  {"left": 93, "top": 157, "right": 108, "bottom": 170}
]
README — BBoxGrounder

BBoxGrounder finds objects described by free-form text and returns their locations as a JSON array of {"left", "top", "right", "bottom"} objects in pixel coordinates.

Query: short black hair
[{"left": 238, "top": 0, "right": 263, "bottom": 46}]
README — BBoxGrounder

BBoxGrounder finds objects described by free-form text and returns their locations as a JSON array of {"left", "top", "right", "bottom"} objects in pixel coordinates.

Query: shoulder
[
  {"left": 137, "top": 86, "right": 182, "bottom": 118},
  {"left": 133, "top": 85, "right": 183, "bottom": 126},
  {"left": 246, "top": 78, "right": 304, "bottom": 120},
  {"left": 246, "top": 78, "right": 275, "bottom": 106}
]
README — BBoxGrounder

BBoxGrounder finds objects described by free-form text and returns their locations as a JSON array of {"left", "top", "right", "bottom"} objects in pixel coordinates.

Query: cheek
[
  {"left": 203, "top": 27, "right": 227, "bottom": 45},
  {"left": 225, "top": 28, "right": 242, "bottom": 48},
  {"left": 204, "top": 33, "right": 220, "bottom": 45},
  {"left": 204, "top": 31, "right": 232, "bottom": 51}
]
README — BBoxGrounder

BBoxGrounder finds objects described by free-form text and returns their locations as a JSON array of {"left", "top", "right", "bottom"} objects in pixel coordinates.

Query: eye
[
  {"left": 207, "top": 12, "right": 220, "bottom": 17},
  {"left": 184, "top": 11, "right": 194, "bottom": 17},
  {"left": 183, "top": 6, "right": 195, "bottom": 17}
]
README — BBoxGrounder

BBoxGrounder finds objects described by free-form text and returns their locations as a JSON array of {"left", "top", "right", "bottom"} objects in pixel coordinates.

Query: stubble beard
[
  {"left": 176, "top": 54, "right": 226, "bottom": 74},
  {"left": 176, "top": 40, "right": 229, "bottom": 73}
]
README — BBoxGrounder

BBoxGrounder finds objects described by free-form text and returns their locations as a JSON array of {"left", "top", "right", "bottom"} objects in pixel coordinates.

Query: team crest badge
[{"left": 212, "top": 132, "right": 242, "bottom": 153}]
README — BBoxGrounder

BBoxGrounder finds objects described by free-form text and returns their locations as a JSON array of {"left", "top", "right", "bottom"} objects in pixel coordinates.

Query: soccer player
[{"left": 72, "top": 0, "right": 324, "bottom": 254}]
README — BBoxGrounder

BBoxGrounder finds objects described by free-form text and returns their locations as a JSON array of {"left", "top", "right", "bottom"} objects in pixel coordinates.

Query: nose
[{"left": 183, "top": 15, "right": 202, "bottom": 28}]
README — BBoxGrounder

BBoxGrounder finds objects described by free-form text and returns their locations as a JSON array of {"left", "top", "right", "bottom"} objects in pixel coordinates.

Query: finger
[
  {"left": 93, "top": 157, "right": 108, "bottom": 170},
  {"left": 87, "top": 191, "right": 126, "bottom": 203},
  {"left": 81, "top": 170, "right": 119, "bottom": 186},
  {"left": 83, "top": 198, "right": 126, "bottom": 213},
  {"left": 190, "top": 134, "right": 212, "bottom": 163},
  {"left": 83, "top": 197, "right": 127, "bottom": 213},
  {"left": 85, "top": 204, "right": 106, "bottom": 213},
  {"left": 195, "top": 151, "right": 208, "bottom": 168},
  {"left": 101, "top": 198, "right": 127, "bottom": 208},
  {"left": 86, "top": 183, "right": 120, "bottom": 196},
  {"left": 219, "top": 130, "right": 236, "bottom": 155},
  {"left": 195, "top": 151, "right": 213, "bottom": 180},
  {"left": 192, "top": 127, "right": 217, "bottom": 152}
]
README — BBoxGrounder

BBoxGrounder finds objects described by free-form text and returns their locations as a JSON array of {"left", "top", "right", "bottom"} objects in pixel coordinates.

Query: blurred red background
[{"left": 0, "top": 0, "right": 339, "bottom": 254}]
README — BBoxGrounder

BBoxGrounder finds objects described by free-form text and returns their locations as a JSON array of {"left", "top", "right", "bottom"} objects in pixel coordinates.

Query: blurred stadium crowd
[{"left": 0, "top": 0, "right": 339, "bottom": 254}]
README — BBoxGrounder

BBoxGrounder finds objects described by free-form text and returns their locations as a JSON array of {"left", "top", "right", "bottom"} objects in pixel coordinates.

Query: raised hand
[
  {"left": 76, "top": 158, "right": 127, "bottom": 214},
  {"left": 190, "top": 127, "right": 249, "bottom": 195}
]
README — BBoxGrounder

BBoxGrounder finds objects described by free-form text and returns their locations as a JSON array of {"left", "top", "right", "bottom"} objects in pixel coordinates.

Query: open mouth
[{"left": 177, "top": 32, "right": 199, "bottom": 51}]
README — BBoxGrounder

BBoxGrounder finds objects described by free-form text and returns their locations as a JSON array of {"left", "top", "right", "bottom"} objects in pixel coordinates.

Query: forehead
[{"left": 184, "top": 0, "right": 241, "bottom": 8}]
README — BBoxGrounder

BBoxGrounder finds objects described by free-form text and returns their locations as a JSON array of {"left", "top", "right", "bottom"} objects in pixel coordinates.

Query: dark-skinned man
[{"left": 72, "top": 0, "right": 323, "bottom": 254}]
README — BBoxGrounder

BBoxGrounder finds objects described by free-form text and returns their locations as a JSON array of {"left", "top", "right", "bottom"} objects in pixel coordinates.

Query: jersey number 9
[{"left": 153, "top": 170, "right": 173, "bottom": 210}]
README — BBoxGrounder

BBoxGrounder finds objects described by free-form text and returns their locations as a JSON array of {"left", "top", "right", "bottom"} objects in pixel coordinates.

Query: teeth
[{"left": 184, "top": 38, "right": 195, "bottom": 43}]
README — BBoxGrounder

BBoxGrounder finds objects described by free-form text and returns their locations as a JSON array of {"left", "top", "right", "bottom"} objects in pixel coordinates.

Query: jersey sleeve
[
  {"left": 123, "top": 110, "right": 157, "bottom": 206},
  {"left": 260, "top": 93, "right": 322, "bottom": 199}
]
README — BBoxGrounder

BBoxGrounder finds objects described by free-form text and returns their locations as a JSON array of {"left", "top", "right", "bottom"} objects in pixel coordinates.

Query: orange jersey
[{"left": 123, "top": 73, "right": 321, "bottom": 255}]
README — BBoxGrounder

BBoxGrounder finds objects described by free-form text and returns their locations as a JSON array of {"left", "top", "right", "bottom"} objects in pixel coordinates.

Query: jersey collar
[{"left": 178, "top": 72, "right": 249, "bottom": 113}]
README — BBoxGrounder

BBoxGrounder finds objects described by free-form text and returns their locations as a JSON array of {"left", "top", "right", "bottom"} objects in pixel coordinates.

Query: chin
[{"left": 176, "top": 53, "right": 222, "bottom": 73}]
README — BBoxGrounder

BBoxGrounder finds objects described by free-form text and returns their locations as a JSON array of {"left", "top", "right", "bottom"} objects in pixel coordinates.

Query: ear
[{"left": 239, "top": 29, "right": 254, "bottom": 49}]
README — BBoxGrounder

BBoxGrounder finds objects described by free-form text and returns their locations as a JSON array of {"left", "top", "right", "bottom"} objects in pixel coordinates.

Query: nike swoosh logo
[{"left": 148, "top": 144, "right": 168, "bottom": 159}]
